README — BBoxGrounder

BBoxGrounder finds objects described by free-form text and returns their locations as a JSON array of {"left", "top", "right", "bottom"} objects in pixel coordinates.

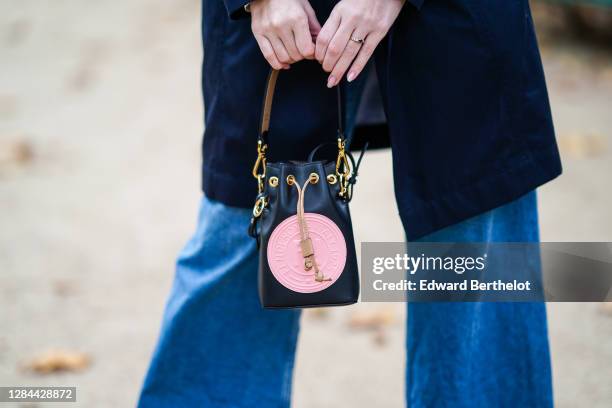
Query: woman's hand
[
  {"left": 315, "top": 0, "right": 405, "bottom": 87},
  {"left": 250, "top": 0, "right": 322, "bottom": 70}
]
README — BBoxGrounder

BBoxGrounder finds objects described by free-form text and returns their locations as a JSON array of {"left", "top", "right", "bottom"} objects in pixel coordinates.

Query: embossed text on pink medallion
[{"left": 267, "top": 213, "right": 347, "bottom": 293}]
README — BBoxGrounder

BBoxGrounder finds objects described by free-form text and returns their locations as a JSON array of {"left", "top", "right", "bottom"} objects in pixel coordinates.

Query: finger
[
  {"left": 293, "top": 16, "right": 315, "bottom": 59},
  {"left": 302, "top": 1, "right": 322, "bottom": 37},
  {"left": 279, "top": 27, "right": 302, "bottom": 62},
  {"left": 254, "top": 34, "right": 288, "bottom": 70},
  {"left": 346, "top": 33, "right": 381, "bottom": 82},
  {"left": 315, "top": 10, "right": 340, "bottom": 63},
  {"left": 267, "top": 35, "right": 293, "bottom": 65},
  {"left": 327, "top": 30, "right": 367, "bottom": 87},
  {"left": 322, "top": 20, "right": 353, "bottom": 73}
]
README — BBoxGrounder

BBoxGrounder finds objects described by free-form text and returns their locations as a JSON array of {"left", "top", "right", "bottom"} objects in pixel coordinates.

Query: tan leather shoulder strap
[{"left": 260, "top": 69, "right": 280, "bottom": 135}]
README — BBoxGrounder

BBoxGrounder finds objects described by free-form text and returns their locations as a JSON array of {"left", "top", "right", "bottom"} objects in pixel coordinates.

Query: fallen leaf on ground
[
  {"left": 557, "top": 132, "right": 607, "bottom": 158},
  {"left": 348, "top": 308, "right": 396, "bottom": 331},
  {"left": 304, "top": 308, "right": 330, "bottom": 320},
  {"left": 0, "top": 139, "right": 34, "bottom": 167},
  {"left": 599, "top": 66, "right": 612, "bottom": 85},
  {"left": 52, "top": 280, "right": 77, "bottom": 297},
  {"left": 24, "top": 350, "right": 90, "bottom": 374},
  {"left": 599, "top": 302, "right": 612, "bottom": 316}
]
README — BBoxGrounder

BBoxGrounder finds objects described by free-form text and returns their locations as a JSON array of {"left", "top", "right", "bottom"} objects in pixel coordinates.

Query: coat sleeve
[
  {"left": 224, "top": 0, "right": 424, "bottom": 20},
  {"left": 224, "top": 0, "right": 250, "bottom": 20}
]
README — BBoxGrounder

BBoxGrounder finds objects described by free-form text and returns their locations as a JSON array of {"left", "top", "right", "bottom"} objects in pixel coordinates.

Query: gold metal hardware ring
[{"left": 252, "top": 196, "right": 267, "bottom": 217}]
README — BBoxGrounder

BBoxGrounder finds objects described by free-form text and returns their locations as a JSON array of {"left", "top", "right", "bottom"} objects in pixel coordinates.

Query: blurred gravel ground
[{"left": 0, "top": 1, "right": 611, "bottom": 407}]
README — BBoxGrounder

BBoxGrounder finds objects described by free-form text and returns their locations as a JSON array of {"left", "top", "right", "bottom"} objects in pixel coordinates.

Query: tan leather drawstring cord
[{"left": 289, "top": 174, "right": 331, "bottom": 282}]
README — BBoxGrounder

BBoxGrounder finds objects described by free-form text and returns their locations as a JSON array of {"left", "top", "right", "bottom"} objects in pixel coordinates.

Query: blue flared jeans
[{"left": 137, "top": 191, "right": 553, "bottom": 407}]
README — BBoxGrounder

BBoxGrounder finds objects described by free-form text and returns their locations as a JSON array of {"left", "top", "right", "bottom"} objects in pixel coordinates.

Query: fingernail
[
  {"left": 347, "top": 71, "right": 356, "bottom": 82},
  {"left": 327, "top": 75, "right": 336, "bottom": 88}
]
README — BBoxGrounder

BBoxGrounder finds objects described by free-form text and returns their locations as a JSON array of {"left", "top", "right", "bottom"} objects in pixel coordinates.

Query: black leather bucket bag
[{"left": 249, "top": 69, "right": 365, "bottom": 309}]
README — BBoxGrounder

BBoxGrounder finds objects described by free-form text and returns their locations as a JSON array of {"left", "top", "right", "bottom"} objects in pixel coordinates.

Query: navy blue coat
[{"left": 201, "top": 0, "right": 562, "bottom": 239}]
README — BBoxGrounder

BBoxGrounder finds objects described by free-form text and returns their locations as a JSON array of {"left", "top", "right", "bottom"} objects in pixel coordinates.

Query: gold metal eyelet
[
  {"left": 268, "top": 176, "right": 279, "bottom": 187},
  {"left": 327, "top": 174, "right": 338, "bottom": 185},
  {"left": 286, "top": 175, "right": 295, "bottom": 185},
  {"left": 309, "top": 173, "right": 319, "bottom": 184}
]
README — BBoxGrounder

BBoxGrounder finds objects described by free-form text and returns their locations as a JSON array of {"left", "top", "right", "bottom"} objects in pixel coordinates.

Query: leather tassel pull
[
  {"left": 293, "top": 175, "right": 332, "bottom": 282},
  {"left": 301, "top": 238, "right": 314, "bottom": 270},
  {"left": 313, "top": 261, "right": 331, "bottom": 282}
]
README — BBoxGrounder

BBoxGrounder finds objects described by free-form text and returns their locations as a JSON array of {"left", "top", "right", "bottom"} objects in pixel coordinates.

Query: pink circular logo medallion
[{"left": 267, "top": 213, "right": 347, "bottom": 293}]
